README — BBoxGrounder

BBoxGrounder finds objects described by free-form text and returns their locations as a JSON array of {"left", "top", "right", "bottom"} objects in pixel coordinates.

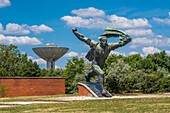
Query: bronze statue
[{"left": 72, "top": 28, "right": 131, "bottom": 97}]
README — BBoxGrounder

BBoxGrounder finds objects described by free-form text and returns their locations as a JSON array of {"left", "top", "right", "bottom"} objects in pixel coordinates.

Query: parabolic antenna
[{"left": 32, "top": 43, "right": 69, "bottom": 69}]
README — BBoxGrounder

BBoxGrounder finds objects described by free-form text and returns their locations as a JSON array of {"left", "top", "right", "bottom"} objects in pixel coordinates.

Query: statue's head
[{"left": 98, "top": 36, "right": 107, "bottom": 47}]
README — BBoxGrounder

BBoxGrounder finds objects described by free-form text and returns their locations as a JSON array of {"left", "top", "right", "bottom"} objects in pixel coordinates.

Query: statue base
[{"left": 78, "top": 82, "right": 112, "bottom": 97}]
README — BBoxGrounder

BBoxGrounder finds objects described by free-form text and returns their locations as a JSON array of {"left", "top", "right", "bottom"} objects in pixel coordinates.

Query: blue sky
[{"left": 0, "top": 0, "right": 170, "bottom": 68}]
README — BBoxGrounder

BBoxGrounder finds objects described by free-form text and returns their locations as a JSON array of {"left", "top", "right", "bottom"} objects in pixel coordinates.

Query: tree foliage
[
  {"left": 63, "top": 57, "right": 88, "bottom": 93},
  {"left": 105, "top": 59, "right": 131, "bottom": 93},
  {"left": 104, "top": 51, "right": 170, "bottom": 93},
  {"left": 0, "top": 44, "right": 41, "bottom": 77}
]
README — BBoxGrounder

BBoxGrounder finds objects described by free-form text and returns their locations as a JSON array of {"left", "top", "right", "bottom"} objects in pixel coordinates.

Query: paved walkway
[{"left": 0, "top": 93, "right": 170, "bottom": 108}]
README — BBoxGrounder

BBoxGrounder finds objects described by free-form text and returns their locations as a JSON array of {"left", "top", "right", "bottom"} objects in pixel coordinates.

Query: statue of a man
[{"left": 72, "top": 28, "right": 131, "bottom": 97}]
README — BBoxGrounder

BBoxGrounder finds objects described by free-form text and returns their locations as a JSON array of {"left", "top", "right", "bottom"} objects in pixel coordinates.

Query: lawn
[{"left": 0, "top": 95, "right": 170, "bottom": 113}]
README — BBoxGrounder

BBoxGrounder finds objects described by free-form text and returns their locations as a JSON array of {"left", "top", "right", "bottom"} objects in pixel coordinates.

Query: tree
[
  {"left": 0, "top": 44, "right": 41, "bottom": 77},
  {"left": 40, "top": 68, "right": 65, "bottom": 77},
  {"left": 143, "top": 51, "right": 170, "bottom": 72},
  {"left": 124, "top": 54, "right": 143, "bottom": 69},
  {"left": 63, "top": 57, "right": 86, "bottom": 93}
]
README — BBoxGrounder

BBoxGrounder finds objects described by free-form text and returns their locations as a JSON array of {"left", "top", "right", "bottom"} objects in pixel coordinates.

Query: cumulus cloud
[
  {"left": 0, "top": 34, "right": 42, "bottom": 45},
  {"left": 28, "top": 56, "right": 46, "bottom": 65},
  {"left": 110, "top": 51, "right": 126, "bottom": 56},
  {"left": 0, "top": 23, "right": 3, "bottom": 33},
  {"left": 33, "top": 58, "right": 46, "bottom": 65},
  {"left": 0, "top": 0, "right": 11, "bottom": 8},
  {"left": 61, "top": 7, "right": 151, "bottom": 29},
  {"left": 2, "top": 23, "right": 54, "bottom": 35},
  {"left": 129, "top": 51, "right": 144, "bottom": 57},
  {"left": 71, "top": 7, "right": 105, "bottom": 18},
  {"left": 107, "top": 15, "right": 151, "bottom": 28},
  {"left": 131, "top": 37, "right": 170, "bottom": 48},
  {"left": 165, "top": 50, "right": 170, "bottom": 56},
  {"left": 129, "top": 51, "right": 139, "bottom": 55},
  {"left": 125, "top": 29, "right": 154, "bottom": 37},
  {"left": 153, "top": 17, "right": 170, "bottom": 25},
  {"left": 4, "top": 23, "right": 30, "bottom": 35},
  {"left": 132, "top": 37, "right": 152, "bottom": 46},
  {"left": 64, "top": 52, "right": 78, "bottom": 57},
  {"left": 28, "top": 24, "right": 54, "bottom": 34},
  {"left": 142, "top": 46, "right": 161, "bottom": 55}
]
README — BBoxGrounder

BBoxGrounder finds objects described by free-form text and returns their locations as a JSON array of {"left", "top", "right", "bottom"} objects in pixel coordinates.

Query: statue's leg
[
  {"left": 92, "top": 64, "right": 106, "bottom": 94},
  {"left": 93, "top": 65, "right": 111, "bottom": 97},
  {"left": 85, "top": 69, "right": 95, "bottom": 82}
]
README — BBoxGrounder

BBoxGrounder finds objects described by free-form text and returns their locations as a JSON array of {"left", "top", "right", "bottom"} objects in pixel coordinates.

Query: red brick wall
[
  {"left": 0, "top": 77, "right": 65, "bottom": 97},
  {"left": 78, "top": 84, "right": 92, "bottom": 96}
]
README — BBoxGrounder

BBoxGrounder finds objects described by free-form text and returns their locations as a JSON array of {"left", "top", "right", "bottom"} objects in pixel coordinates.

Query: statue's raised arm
[
  {"left": 101, "top": 28, "right": 132, "bottom": 50},
  {"left": 72, "top": 28, "right": 98, "bottom": 47}
]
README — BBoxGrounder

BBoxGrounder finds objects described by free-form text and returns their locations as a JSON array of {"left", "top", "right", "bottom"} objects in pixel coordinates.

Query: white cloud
[
  {"left": 129, "top": 51, "right": 139, "bottom": 55},
  {"left": 33, "top": 58, "right": 46, "bottom": 65},
  {"left": 142, "top": 46, "right": 161, "bottom": 55},
  {"left": 156, "top": 35, "right": 163, "bottom": 38},
  {"left": 110, "top": 51, "right": 126, "bottom": 56},
  {"left": 0, "top": 34, "right": 42, "bottom": 45},
  {"left": 129, "top": 45, "right": 137, "bottom": 49},
  {"left": 132, "top": 37, "right": 152, "bottom": 45},
  {"left": 107, "top": 15, "right": 151, "bottom": 28},
  {"left": 28, "top": 24, "right": 54, "bottom": 34},
  {"left": 125, "top": 29, "right": 154, "bottom": 37},
  {"left": 165, "top": 50, "right": 170, "bottom": 56},
  {"left": 64, "top": 52, "right": 78, "bottom": 57},
  {"left": 2, "top": 23, "right": 53, "bottom": 35},
  {"left": 0, "top": 23, "right": 3, "bottom": 33},
  {"left": 4, "top": 23, "right": 30, "bottom": 35},
  {"left": 153, "top": 17, "right": 170, "bottom": 25},
  {"left": 129, "top": 51, "right": 144, "bottom": 57},
  {"left": 61, "top": 16, "right": 108, "bottom": 29},
  {"left": 131, "top": 37, "right": 170, "bottom": 48},
  {"left": 0, "top": 0, "right": 11, "bottom": 8},
  {"left": 28, "top": 56, "right": 46, "bottom": 65},
  {"left": 71, "top": 7, "right": 105, "bottom": 18},
  {"left": 61, "top": 8, "right": 151, "bottom": 29}
]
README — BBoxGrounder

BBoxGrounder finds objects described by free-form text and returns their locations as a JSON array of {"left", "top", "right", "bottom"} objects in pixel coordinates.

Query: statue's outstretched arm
[
  {"left": 109, "top": 35, "right": 132, "bottom": 50},
  {"left": 72, "top": 28, "right": 97, "bottom": 46}
]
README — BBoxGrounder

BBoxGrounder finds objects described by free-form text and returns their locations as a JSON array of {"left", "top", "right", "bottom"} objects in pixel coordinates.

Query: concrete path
[{"left": 0, "top": 93, "right": 170, "bottom": 108}]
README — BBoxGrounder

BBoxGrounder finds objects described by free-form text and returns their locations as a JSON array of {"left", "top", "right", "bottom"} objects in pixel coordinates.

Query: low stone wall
[{"left": 0, "top": 77, "right": 65, "bottom": 97}]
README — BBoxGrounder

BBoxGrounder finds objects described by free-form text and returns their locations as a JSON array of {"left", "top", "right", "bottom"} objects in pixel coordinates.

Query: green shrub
[
  {"left": 105, "top": 59, "right": 131, "bottom": 93},
  {"left": 153, "top": 75, "right": 170, "bottom": 92}
]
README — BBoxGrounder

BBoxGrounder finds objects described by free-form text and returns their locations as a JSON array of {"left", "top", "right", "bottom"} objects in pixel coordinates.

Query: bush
[
  {"left": 153, "top": 75, "right": 170, "bottom": 92},
  {"left": 105, "top": 59, "right": 131, "bottom": 93},
  {"left": 125, "top": 69, "right": 145, "bottom": 92}
]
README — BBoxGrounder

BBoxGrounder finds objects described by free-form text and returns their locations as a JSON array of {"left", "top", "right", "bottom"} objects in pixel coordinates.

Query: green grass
[{"left": 0, "top": 96, "right": 170, "bottom": 113}]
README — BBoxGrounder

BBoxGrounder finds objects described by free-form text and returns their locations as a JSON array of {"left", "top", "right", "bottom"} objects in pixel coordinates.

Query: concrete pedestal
[{"left": 78, "top": 82, "right": 112, "bottom": 97}]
